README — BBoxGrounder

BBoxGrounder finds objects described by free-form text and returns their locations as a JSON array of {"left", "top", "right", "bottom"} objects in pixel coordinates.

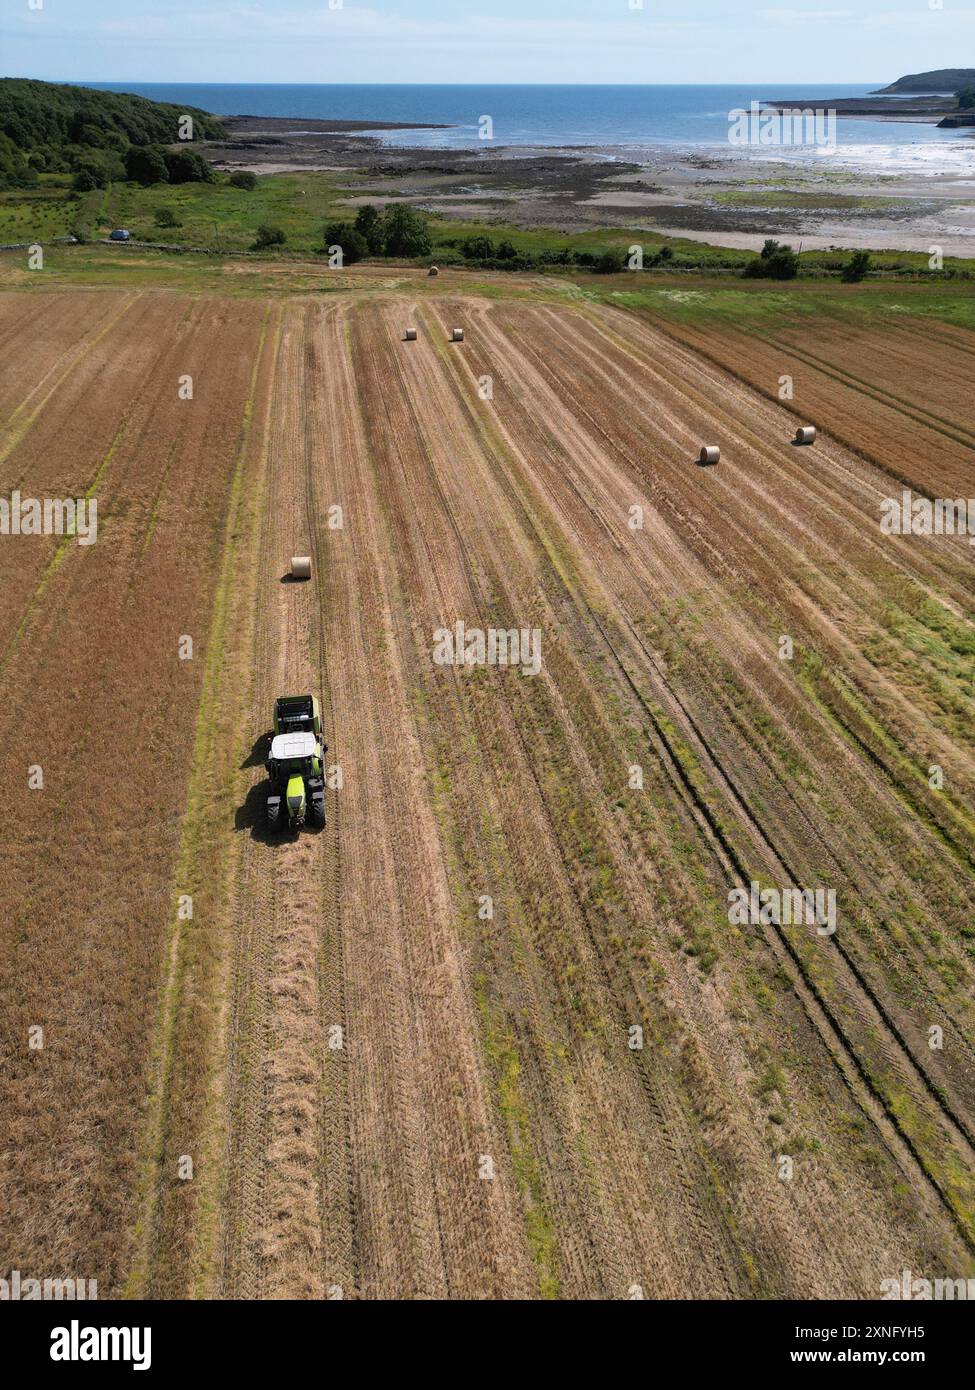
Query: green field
[
  {"left": 0, "top": 170, "right": 742, "bottom": 266},
  {"left": 2, "top": 170, "right": 973, "bottom": 284}
]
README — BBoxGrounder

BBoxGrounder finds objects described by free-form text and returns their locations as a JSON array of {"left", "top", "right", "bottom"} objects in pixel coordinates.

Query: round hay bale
[
  {"left": 794, "top": 425, "right": 817, "bottom": 445},
  {"left": 404, "top": 329, "right": 418, "bottom": 341},
  {"left": 699, "top": 445, "right": 720, "bottom": 465},
  {"left": 428, "top": 266, "right": 440, "bottom": 277},
  {"left": 291, "top": 555, "right": 312, "bottom": 581},
  {"left": 451, "top": 328, "right": 465, "bottom": 342}
]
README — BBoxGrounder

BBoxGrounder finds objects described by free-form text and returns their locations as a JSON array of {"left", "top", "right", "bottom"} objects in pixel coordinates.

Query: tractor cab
[{"left": 267, "top": 731, "right": 321, "bottom": 776}]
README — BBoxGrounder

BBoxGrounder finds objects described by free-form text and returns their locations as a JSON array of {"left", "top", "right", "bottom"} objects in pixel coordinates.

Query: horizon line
[{"left": 27, "top": 78, "right": 890, "bottom": 88}]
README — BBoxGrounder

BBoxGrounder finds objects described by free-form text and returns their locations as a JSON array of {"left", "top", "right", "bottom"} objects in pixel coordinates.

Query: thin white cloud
[
  {"left": 97, "top": 17, "right": 170, "bottom": 39},
  {"left": 95, "top": 5, "right": 707, "bottom": 51},
  {"left": 760, "top": 9, "right": 857, "bottom": 22},
  {"left": 861, "top": 7, "right": 975, "bottom": 25}
]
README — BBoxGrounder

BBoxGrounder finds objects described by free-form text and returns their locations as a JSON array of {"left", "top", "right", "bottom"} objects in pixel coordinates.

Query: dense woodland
[{"left": 0, "top": 78, "right": 225, "bottom": 189}]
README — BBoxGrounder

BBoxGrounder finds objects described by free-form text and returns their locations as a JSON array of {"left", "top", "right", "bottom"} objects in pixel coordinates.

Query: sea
[{"left": 85, "top": 83, "right": 974, "bottom": 174}]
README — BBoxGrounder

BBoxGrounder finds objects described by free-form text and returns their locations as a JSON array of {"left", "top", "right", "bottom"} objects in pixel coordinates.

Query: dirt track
[{"left": 2, "top": 287, "right": 974, "bottom": 1298}]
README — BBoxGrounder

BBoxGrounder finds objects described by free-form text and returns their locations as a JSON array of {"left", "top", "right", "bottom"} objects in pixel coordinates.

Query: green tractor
[{"left": 265, "top": 695, "right": 326, "bottom": 831}]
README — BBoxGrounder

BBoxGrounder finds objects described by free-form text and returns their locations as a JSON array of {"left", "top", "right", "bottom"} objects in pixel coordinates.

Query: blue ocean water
[{"left": 84, "top": 83, "right": 972, "bottom": 171}]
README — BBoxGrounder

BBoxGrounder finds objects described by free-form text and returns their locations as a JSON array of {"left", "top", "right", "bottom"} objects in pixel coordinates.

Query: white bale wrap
[
  {"left": 452, "top": 328, "right": 465, "bottom": 342},
  {"left": 291, "top": 555, "right": 312, "bottom": 580},
  {"left": 404, "top": 329, "right": 418, "bottom": 341},
  {"left": 699, "top": 445, "right": 720, "bottom": 465},
  {"left": 794, "top": 425, "right": 817, "bottom": 445}
]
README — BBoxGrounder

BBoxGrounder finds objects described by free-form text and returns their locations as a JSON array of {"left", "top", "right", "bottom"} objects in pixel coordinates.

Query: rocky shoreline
[{"left": 202, "top": 112, "right": 975, "bottom": 258}]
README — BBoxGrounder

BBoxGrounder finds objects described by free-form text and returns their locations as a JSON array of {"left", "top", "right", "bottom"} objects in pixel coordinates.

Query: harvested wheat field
[{"left": 1, "top": 283, "right": 974, "bottom": 1301}]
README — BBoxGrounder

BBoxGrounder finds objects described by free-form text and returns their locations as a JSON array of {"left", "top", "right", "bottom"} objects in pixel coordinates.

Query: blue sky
[{"left": 2, "top": 1, "right": 972, "bottom": 84}]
